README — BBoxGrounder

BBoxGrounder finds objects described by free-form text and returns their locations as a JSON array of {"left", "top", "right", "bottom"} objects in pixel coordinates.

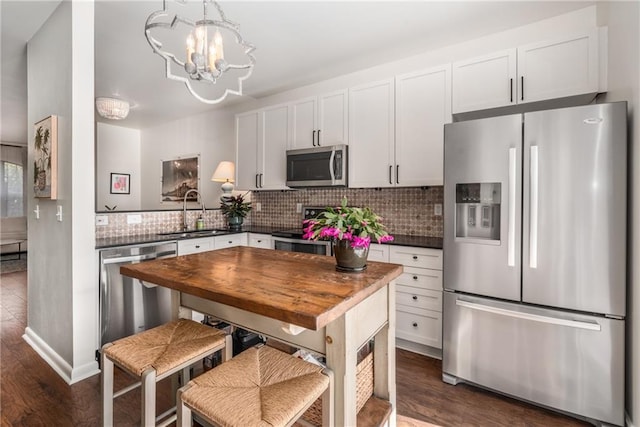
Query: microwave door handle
[{"left": 329, "top": 149, "right": 336, "bottom": 184}]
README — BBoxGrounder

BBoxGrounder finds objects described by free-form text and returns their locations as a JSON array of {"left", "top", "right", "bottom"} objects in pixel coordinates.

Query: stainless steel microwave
[{"left": 286, "top": 144, "right": 348, "bottom": 188}]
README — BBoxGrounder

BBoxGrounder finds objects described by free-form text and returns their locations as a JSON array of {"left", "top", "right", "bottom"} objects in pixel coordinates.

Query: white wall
[
  {"left": 597, "top": 3, "right": 640, "bottom": 425},
  {"left": 26, "top": 0, "right": 98, "bottom": 384},
  {"left": 140, "top": 108, "right": 236, "bottom": 210},
  {"left": 96, "top": 122, "right": 141, "bottom": 211}
]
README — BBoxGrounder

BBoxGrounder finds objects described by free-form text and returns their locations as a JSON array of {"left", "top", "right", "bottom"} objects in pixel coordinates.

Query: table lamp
[{"left": 212, "top": 161, "right": 235, "bottom": 201}]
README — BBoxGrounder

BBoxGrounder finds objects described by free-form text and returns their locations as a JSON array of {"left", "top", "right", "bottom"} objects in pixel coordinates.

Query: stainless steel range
[{"left": 272, "top": 207, "right": 331, "bottom": 256}]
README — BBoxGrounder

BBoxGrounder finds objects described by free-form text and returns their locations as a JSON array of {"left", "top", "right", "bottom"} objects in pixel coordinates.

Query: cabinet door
[
  {"left": 291, "top": 97, "right": 317, "bottom": 149},
  {"left": 517, "top": 30, "right": 598, "bottom": 103},
  {"left": 452, "top": 48, "right": 517, "bottom": 113},
  {"left": 236, "top": 112, "right": 260, "bottom": 190},
  {"left": 395, "top": 65, "right": 451, "bottom": 186},
  {"left": 260, "top": 105, "right": 289, "bottom": 190},
  {"left": 348, "top": 79, "right": 395, "bottom": 188},
  {"left": 318, "top": 89, "right": 348, "bottom": 146}
]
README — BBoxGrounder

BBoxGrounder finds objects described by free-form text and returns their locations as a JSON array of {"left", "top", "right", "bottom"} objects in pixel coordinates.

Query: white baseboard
[
  {"left": 396, "top": 338, "right": 442, "bottom": 360},
  {"left": 23, "top": 327, "right": 100, "bottom": 385}
]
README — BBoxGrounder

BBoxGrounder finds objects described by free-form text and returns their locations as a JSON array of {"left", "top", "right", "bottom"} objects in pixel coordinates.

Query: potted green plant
[
  {"left": 220, "top": 193, "right": 252, "bottom": 229},
  {"left": 303, "top": 197, "right": 394, "bottom": 272}
]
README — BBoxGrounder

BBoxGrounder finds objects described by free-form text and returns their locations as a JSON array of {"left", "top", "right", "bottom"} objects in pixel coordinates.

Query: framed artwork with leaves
[{"left": 33, "top": 115, "right": 58, "bottom": 199}]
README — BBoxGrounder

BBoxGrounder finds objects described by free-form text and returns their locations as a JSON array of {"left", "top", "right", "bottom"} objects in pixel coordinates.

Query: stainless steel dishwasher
[{"left": 99, "top": 241, "right": 177, "bottom": 348}]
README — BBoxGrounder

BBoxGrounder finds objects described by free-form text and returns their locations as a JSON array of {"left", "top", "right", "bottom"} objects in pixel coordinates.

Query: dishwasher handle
[{"left": 102, "top": 252, "right": 171, "bottom": 265}]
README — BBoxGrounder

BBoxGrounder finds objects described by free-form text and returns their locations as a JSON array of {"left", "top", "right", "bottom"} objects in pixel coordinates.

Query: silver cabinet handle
[
  {"left": 317, "top": 129, "right": 321, "bottom": 146},
  {"left": 529, "top": 146, "right": 539, "bottom": 268},
  {"left": 259, "top": 173, "right": 264, "bottom": 188},
  {"left": 508, "top": 147, "right": 516, "bottom": 267},
  {"left": 456, "top": 299, "right": 601, "bottom": 331},
  {"left": 255, "top": 174, "right": 259, "bottom": 188}
]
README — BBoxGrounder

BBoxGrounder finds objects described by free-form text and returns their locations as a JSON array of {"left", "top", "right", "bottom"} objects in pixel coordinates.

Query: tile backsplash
[
  {"left": 251, "top": 187, "right": 443, "bottom": 237},
  {"left": 95, "top": 187, "right": 443, "bottom": 239}
]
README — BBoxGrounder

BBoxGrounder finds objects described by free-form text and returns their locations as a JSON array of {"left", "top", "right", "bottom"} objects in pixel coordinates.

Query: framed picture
[
  {"left": 33, "top": 115, "right": 58, "bottom": 199},
  {"left": 110, "top": 173, "right": 130, "bottom": 194},
  {"left": 161, "top": 154, "right": 200, "bottom": 202}
]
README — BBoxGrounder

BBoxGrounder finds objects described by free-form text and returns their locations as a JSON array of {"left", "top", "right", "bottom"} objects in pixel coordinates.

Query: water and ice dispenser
[{"left": 455, "top": 183, "right": 501, "bottom": 241}]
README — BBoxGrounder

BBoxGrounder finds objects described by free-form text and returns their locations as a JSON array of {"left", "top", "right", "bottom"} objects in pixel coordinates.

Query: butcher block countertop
[{"left": 120, "top": 246, "right": 403, "bottom": 331}]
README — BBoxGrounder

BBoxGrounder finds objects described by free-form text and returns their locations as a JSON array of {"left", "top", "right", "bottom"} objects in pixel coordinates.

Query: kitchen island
[{"left": 120, "top": 246, "right": 403, "bottom": 426}]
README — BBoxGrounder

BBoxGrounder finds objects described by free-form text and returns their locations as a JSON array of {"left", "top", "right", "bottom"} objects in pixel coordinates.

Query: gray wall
[
  {"left": 26, "top": 1, "right": 97, "bottom": 383},
  {"left": 597, "top": 2, "right": 640, "bottom": 425}
]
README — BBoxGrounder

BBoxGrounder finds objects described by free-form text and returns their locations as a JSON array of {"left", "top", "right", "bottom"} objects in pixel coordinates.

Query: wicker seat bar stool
[
  {"left": 177, "top": 344, "right": 334, "bottom": 427},
  {"left": 102, "top": 318, "right": 232, "bottom": 427}
]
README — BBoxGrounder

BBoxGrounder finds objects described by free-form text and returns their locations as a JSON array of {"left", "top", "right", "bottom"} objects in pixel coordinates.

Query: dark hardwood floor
[{"left": 1, "top": 270, "right": 589, "bottom": 426}]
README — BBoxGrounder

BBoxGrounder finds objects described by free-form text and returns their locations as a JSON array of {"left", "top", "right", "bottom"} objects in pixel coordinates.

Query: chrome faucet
[{"left": 183, "top": 189, "right": 206, "bottom": 231}]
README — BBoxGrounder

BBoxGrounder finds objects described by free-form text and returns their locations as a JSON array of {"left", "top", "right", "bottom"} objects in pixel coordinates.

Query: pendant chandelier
[{"left": 145, "top": 0, "right": 256, "bottom": 105}]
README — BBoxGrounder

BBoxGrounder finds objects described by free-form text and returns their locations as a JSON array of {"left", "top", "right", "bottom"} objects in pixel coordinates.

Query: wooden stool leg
[
  {"left": 222, "top": 334, "right": 233, "bottom": 362},
  {"left": 141, "top": 368, "right": 157, "bottom": 427},
  {"left": 101, "top": 345, "right": 114, "bottom": 427},
  {"left": 322, "top": 369, "right": 335, "bottom": 427},
  {"left": 177, "top": 384, "right": 193, "bottom": 427}
]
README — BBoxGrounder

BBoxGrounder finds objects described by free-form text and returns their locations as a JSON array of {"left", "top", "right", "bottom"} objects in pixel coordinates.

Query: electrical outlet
[
  {"left": 256, "top": 202, "right": 262, "bottom": 212},
  {"left": 434, "top": 203, "right": 443, "bottom": 216},
  {"left": 127, "top": 214, "right": 142, "bottom": 224},
  {"left": 296, "top": 203, "right": 302, "bottom": 213},
  {"left": 96, "top": 215, "right": 109, "bottom": 226}
]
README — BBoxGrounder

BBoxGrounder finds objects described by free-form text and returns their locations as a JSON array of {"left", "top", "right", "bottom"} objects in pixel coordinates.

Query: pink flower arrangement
[{"left": 303, "top": 198, "right": 394, "bottom": 249}]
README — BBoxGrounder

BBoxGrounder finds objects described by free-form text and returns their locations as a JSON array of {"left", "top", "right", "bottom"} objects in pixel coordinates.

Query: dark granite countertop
[{"left": 96, "top": 227, "right": 442, "bottom": 250}]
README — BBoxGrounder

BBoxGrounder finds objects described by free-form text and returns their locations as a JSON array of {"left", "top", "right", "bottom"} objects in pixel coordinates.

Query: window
[
  {"left": 1, "top": 161, "right": 24, "bottom": 217},
  {"left": 0, "top": 145, "right": 27, "bottom": 218}
]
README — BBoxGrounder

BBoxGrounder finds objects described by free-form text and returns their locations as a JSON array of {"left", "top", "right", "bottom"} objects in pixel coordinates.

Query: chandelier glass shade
[
  {"left": 144, "top": 0, "right": 256, "bottom": 105},
  {"left": 95, "top": 97, "right": 130, "bottom": 120}
]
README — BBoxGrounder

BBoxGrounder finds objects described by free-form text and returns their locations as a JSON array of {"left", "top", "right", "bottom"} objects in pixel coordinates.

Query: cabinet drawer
[
  {"left": 397, "top": 285, "right": 442, "bottom": 312},
  {"left": 248, "top": 233, "right": 273, "bottom": 249},
  {"left": 396, "top": 306, "right": 442, "bottom": 349},
  {"left": 390, "top": 246, "right": 442, "bottom": 270},
  {"left": 214, "top": 233, "right": 248, "bottom": 249},
  {"left": 368, "top": 243, "right": 390, "bottom": 263},
  {"left": 177, "top": 237, "right": 214, "bottom": 255},
  {"left": 396, "top": 266, "right": 442, "bottom": 291}
]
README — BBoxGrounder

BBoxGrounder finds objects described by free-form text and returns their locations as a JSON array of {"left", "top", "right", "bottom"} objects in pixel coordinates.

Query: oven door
[{"left": 273, "top": 237, "right": 332, "bottom": 256}]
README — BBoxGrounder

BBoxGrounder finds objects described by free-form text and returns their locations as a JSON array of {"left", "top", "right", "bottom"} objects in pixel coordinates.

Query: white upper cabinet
[
  {"left": 516, "top": 30, "right": 599, "bottom": 103},
  {"left": 260, "top": 104, "right": 289, "bottom": 190},
  {"left": 453, "top": 49, "right": 517, "bottom": 113},
  {"left": 290, "top": 90, "right": 348, "bottom": 149},
  {"left": 348, "top": 79, "right": 395, "bottom": 188},
  {"left": 236, "top": 111, "right": 260, "bottom": 191},
  {"left": 236, "top": 105, "right": 289, "bottom": 191},
  {"left": 453, "top": 30, "right": 600, "bottom": 114},
  {"left": 395, "top": 65, "right": 452, "bottom": 186}
]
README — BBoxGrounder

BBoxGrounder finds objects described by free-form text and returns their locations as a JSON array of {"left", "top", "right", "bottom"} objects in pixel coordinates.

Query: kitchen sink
[{"left": 157, "top": 229, "right": 228, "bottom": 239}]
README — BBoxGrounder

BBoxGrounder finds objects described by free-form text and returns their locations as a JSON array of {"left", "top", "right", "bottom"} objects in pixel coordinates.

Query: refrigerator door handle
[
  {"left": 455, "top": 299, "right": 602, "bottom": 331},
  {"left": 508, "top": 147, "right": 516, "bottom": 267},
  {"left": 529, "top": 145, "right": 539, "bottom": 268}
]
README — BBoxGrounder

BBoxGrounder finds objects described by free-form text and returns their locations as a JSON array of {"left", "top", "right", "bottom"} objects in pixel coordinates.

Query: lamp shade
[
  {"left": 96, "top": 97, "right": 130, "bottom": 120},
  {"left": 211, "top": 161, "right": 235, "bottom": 183}
]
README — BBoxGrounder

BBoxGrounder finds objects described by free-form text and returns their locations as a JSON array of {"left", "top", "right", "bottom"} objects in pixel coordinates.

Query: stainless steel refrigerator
[{"left": 442, "top": 102, "right": 626, "bottom": 426}]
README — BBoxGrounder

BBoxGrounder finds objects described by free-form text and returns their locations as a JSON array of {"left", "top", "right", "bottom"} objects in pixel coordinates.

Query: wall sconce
[{"left": 211, "top": 161, "right": 235, "bottom": 201}]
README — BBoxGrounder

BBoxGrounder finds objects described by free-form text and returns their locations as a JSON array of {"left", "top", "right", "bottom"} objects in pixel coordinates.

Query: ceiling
[{"left": 1, "top": 1, "right": 595, "bottom": 143}]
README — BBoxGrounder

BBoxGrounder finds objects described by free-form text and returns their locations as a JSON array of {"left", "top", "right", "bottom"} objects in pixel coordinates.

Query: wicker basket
[{"left": 301, "top": 351, "right": 374, "bottom": 426}]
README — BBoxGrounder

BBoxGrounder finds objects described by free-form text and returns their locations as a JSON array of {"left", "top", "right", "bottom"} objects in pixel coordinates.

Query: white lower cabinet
[
  {"left": 389, "top": 246, "right": 443, "bottom": 358},
  {"left": 368, "top": 243, "right": 390, "bottom": 263},
  {"left": 248, "top": 233, "right": 273, "bottom": 249},
  {"left": 177, "top": 237, "right": 214, "bottom": 256},
  {"left": 214, "top": 233, "right": 248, "bottom": 249}
]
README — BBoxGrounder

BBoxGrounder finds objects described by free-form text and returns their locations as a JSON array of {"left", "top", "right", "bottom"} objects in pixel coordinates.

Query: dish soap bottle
[{"left": 196, "top": 214, "right": 204, "bottom": 230}]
